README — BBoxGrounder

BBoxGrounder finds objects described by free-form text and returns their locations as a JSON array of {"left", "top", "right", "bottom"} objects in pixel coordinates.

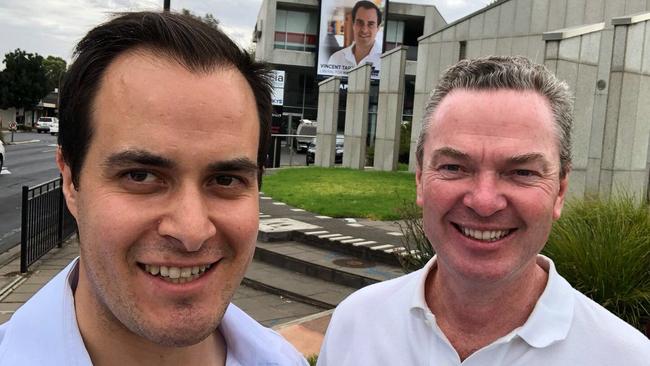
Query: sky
[{"left": 0, "top": 0, "right": 492, "bottom": 66}]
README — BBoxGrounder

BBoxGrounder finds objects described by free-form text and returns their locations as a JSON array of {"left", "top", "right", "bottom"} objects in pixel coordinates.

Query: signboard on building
[
  {"left": 270, "top": 70, "right": 285, "bottom": 106},
  {"left": 317, "top": 0, "right": 387, "bottom": 79}
]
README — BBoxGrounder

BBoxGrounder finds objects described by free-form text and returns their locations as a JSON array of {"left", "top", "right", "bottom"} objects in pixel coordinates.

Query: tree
[
  {"left": 0, "top": 49, "right": 49, "bottom": 110},
  {"left": 181, "top": 8, "right": 220, "bottom": 29},
  {"left": 42, "top": 56, "right": 67, "bottom": 93}
]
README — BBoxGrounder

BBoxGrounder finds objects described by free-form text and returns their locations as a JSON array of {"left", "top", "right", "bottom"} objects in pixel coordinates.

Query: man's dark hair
[
  {"left": 59, "top": 11, "right": 272, "bottom": 188},
  {"left": 352, "top": 1, "right": 382, "bottom": 25}
]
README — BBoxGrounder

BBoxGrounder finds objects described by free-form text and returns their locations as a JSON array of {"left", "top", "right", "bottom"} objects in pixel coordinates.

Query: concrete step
[
  {"left": 258, "top": 216, "right": 413, "bottom": 267},
  {"left": 243, "top": 260, "right": 355, "bottom": 309},
  {"left": 254, "top": 240, "right": 404, "bottom": 290}
]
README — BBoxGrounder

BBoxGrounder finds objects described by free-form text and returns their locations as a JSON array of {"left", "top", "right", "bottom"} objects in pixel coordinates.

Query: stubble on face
[{"left": 64, "top": 49, "right": 261, "bottom": 356}]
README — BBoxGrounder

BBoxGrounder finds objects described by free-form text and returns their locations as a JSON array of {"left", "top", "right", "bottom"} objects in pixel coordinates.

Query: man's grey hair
[{"left": 415, "top": 56, "right": 573, "bottom": 178}]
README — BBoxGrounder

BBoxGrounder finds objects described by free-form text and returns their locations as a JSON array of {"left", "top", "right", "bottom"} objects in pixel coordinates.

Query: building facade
[{"left": 253, "top": 0, "right": 446, "bottom": 135}]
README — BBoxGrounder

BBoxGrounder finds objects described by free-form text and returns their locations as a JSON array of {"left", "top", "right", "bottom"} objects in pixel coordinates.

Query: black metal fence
[{"left": 20, "top": 177, "right": 77, "bottom": 273}]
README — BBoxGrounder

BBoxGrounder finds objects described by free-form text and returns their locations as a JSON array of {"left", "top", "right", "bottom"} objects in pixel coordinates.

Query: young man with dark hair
[
  {"left": 0, "top": 11, "right": 306, "bottom": 365},
  {"left": 328, "top": 0, "right": 383, "bottom": 69}
]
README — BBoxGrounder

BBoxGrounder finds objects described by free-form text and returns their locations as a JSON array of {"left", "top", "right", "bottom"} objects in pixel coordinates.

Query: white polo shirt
[
  {"left": 0, "top": 259, "right": 307, "bottom": 365},
  {"left": 318, "top": 255, "right": 650, "bottom": 365},
  {"left": 327, "top": 41, "right": 382, "bottom": 70}
]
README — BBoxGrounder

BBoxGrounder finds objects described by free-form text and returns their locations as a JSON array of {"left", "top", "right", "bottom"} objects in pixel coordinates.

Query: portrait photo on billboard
[{"left": 318, "top": 0, "right": 387, "bottom": 79}]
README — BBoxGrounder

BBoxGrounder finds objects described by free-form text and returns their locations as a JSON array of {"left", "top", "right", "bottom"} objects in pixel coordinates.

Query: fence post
[
  {"left": 20, "top": 186, "right": 28, "bottom": 273},
  {"left": 57, "top": 177, "right": 64, "bottom": 248}
]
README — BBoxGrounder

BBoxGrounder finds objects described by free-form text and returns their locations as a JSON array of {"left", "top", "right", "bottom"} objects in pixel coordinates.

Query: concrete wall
[
  {"left": 409, "top": 0, "right": 650, "bottom": 172},
  {"left": 600, "top": 13, "right": 650, "bottom": 201},
  {"left": 543, "top": 23, "right": 606, "bottom": 199},
  {"left": 315, "top": 77, "right": 340, "bottom": 167},
  {"left": 343, "top": 63, "right": 372, "bottom": 169},
  {"left": 542, "top": 12, "right": 650, "bottom": 201},
  {"left": 374, "top": 46, "right": 408, "bottom": 171}
]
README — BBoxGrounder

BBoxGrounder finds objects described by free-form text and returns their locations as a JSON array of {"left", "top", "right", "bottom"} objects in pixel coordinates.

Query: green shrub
[
  {"left": 395, "top": 200, "right": 434, "bottom": 273},
  {"left": 365, "top": 144, "right": 374, "bottom": 166},
  {"left": 399, "top": 121, "right": 411, "bottom": 164},
  {"left": 544, "top": 196, "right": 650, "bottom": 333}
]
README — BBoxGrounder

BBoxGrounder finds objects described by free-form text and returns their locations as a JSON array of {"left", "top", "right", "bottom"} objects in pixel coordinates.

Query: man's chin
[{"left": 134, "top": 320, "right": 219, "bottom": 348}]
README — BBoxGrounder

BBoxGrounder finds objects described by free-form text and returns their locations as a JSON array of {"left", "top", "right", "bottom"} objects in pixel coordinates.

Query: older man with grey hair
[{"left": 317, "top": 56, "right": 650, "bottom": 365}]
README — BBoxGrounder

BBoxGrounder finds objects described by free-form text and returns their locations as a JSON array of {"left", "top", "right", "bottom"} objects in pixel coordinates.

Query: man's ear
[{"left": 56, "top": 148, "right": 79, "bottom": 219}]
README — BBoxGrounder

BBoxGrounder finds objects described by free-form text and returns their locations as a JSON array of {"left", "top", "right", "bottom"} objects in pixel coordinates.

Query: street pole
[{"left": 164, "top": 0, "right": 170, "bottom": 11}]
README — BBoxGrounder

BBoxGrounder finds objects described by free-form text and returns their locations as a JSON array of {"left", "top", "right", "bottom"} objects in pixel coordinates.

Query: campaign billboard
[{"left": 318, "top": 0, "right": 387, "bottom": 79}]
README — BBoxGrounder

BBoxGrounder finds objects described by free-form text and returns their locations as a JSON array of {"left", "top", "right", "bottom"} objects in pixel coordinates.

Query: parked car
[
  {"left": 35, "top": 117, "right": 58, "bottom": 133},
  {"left": 0, "top": 139, "right": 5, "bottom": 172},
  {"left": 49, "top": 120, "right": 59, "bottom": 135},
  {"left": 293, "top": 119, "right": 317, "bottom": 153},
  {"left": 307, "top": 135, "right": 344, "bottom": 164}
]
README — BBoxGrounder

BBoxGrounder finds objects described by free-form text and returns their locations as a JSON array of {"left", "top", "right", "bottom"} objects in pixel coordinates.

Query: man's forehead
[
  {"left": 355, "top": 7, "right": 378, "bottom": 21},
  {"left": 431, "top": 88, "right": 555, "bottom": 129},
  {"left": 89, "top": 48, "right": 258, "bottom": 153},
  {"left": 424, "top": 88, "right": 561, "bottom": 163}
]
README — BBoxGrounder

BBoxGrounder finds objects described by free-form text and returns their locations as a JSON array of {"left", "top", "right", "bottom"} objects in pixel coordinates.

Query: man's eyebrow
[
  {"left": 507, "top": 153, "right": 551, "bottom": 172},
  {"left": 206, "top": 157, "right": 259, "bottom": 175},
  {"left": 103, "top": 150, "right": 175, "bottom": 169},
  {"left": 430, "top": 147, "right": 471, "bottom": 167}
]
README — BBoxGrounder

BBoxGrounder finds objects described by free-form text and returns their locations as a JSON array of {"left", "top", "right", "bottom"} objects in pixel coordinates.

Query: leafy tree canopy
[
  {"left": 0, "top": 49, "right": 49, "bottom": 110},
  {"left": 42, "top": 55, "right": 67, "bottom": 94},
  {"left": 181, "top": 8, "right": 220, "bottom": 29}
]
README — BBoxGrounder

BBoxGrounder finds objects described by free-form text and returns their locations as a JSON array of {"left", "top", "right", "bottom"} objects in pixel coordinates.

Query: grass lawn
[{"left": 262, "top": 167, "right": 416, "bottom": 220}]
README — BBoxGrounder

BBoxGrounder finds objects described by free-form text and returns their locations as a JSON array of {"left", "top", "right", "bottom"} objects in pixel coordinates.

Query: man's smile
[
  {"left": 138, "top": 262, "right": 217, "bottom": 284},
  {"left": 452, "top": 223, "right": 516, "bottom": 242}
]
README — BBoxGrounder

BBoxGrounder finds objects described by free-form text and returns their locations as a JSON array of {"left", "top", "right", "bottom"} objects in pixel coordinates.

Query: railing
[{"left": 20, "top": 177, "right": 77, "bottom": 273}]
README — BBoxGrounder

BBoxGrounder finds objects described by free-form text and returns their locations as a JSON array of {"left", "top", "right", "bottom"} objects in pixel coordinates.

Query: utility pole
[{"left": 164, "top": 0, "right": 170, "bottom": 11}]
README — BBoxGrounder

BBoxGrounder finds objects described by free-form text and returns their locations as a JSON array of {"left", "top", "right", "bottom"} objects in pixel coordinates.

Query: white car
[
  {"left": 35, "top": 116, "right": 58, "bottom": 133},
  {"left": 49, "top": 121, "right": 59, "bottom": 136},
  {"left": 0, "top": 139, "right": 5, "bottom": 172}
]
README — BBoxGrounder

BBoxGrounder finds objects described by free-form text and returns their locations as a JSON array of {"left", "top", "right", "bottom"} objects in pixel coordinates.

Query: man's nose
[
  {"left": 462, "top": 173, "right": 507, "bottom": 217},
  {"left": 157, "top": 185, "right": 216, "bottom": 252}
]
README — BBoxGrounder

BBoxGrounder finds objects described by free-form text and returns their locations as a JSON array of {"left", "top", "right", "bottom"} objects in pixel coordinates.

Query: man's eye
[
  {"left": 440, "top": 164, "right": 461, "bottom": 172},
  {"left": 125, "top": 171, "right": 157, "bottom": 183},
  {"left": 213, "top": 175, "right": 245, "bottom": 187},
  {"left": 215, "top": 175, "right": 234, "bottom": 186},
  {"left": 514, "top": 170, "right": 535, "bottom": 177}
]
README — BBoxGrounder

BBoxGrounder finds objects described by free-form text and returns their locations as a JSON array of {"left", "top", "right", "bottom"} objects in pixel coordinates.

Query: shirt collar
[
  {"left": 516, "top": 255, "right": 574, "bottom": 347},
  {"left": 409, "top": 255, "right": 437, "bottom": 313},
  {"left": 408, "top": 255, "right": 575, "bottom": 348}
]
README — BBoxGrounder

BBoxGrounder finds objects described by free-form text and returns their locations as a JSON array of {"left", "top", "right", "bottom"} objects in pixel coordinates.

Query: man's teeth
[
  {"left": 460, "top": 226, "right": 510, "bottom": 241},
  {"left": 144, "top": 264, "right": 212, "bottom": 284}
]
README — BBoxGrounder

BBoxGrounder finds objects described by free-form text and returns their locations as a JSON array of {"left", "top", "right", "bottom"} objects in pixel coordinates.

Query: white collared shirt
[
  {"left": 327, "top": 41, "right": 382, "bottom": 71},
  {"left": 0, "top": 259, "right": 307, "bottom": 365},
  {"left": 318, "top": 255, "right": 650, "bottom": 365}
]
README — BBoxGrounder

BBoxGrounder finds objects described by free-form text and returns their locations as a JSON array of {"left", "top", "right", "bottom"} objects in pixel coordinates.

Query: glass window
[
  {"left": 274, "top": 9, "right": 318, "bottom": 52},
  {"left": 386, "top": 20, "right": 404, "bottom": 44}
]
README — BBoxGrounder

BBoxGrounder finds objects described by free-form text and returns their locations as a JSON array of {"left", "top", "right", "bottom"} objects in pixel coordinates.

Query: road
[{"left": 0, "top": 132, "right": 59, "bottom": 253}]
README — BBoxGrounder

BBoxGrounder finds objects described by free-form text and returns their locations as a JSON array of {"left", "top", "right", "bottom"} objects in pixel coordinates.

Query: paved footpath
[{"left": 0, "top": 193, "right": 409, "bottom": 357}]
